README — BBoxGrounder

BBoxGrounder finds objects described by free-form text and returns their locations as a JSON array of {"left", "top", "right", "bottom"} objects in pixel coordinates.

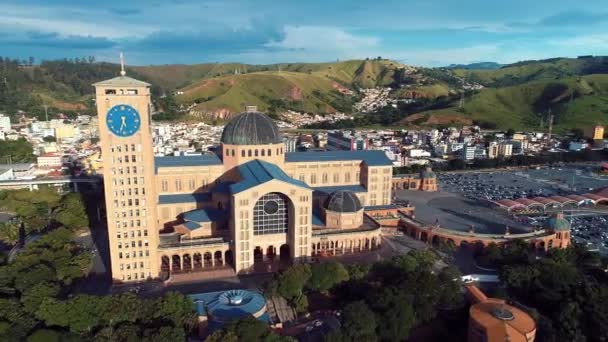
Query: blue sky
[{"left": 1, "top": 0, "right": 608, "bottom": 66}]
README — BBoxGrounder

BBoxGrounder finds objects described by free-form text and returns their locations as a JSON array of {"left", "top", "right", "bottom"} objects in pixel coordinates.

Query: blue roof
[
  {"left": 183, "top": 221, "right": 202, "bottom": 230},
  {"left": 312, "top": 210, "right": 325, "bottom": 226},
  {"left": 158, "top": 192, "right": 211, "bottom": 204},
  {"left": 155, "top": 154, "right": 222, "bottom": 171},
  {"left": 313, "top": 184, "right": 367, "bottom": 194},
  {"left": 189, "top": 289, "right": 268, "bottom": 324},
  {"left": 230, "top": 159, "right": 310, "bottom": 194},
  {"left": 285, "top": 150, "right": 393, "bottom": 166},
  {"left": 183, "top": 208, "right": 226, "bottom": 223}
]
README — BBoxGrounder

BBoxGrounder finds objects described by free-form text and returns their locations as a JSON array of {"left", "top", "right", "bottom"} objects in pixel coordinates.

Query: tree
[
  {"left": 506, "top": 128, "right": 516, "bottom": 137},
  {"left": 0, "top": 221, "right": 20, "bottom": 244},
  {"left": 42, "top": 136, "right": 56, "bottom": 142},
  {"left": 307, "top": 262, "right": 350, "bottom": 293},
  {"left": 21, "top": 282, "right": 60, "bottom": 314},
  {"left": 341, "top": 301, "right": 377, "bottom": 341},
  {"left": 377, "top": 300, "right": 415, "bottom": 341},
  {"left": 154, "top": 291, "right": 197, "bottom": 331},
  {"left": 0, "top": 138, "right": 35, "bottom": 163},
  {"left": 276, "top": 264, "right": 311, "bottom": 301},
  {"left": 54, "top": 193, "right": 88, "bottom": 230}
]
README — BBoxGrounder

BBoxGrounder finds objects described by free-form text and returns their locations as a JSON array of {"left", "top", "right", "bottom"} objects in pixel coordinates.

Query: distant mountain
[
  {"left": 445, "top": 62, "right": 502, "bottom": 70},
  {"left": 3, "top": 56, "right": 608, "bottom": 131}
]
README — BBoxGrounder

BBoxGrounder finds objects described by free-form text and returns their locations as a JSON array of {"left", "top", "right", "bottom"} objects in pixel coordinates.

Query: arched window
[
  {"left": 248, "top": 150, "right": 252, "bottom": 157},
  {"left": 255, "top": 150, "right": 259, "bottom": 157},
  {"left": 232, "top": 149, "right": 236, "bottom": 156},
  {"left": 261, "top": 149, "right": 265, "bottom": 156},
  {"left": 253, "top": 193, "right": 289, "bottom": 235},
  {"left": 268, "top": 149, "right": 272, "bottom": 156},
  {"left": 322, "top": 173, "right": 328, "bottom": 183},
  {"left": 241, "top": 150, "right": 245, "bottom": 157}
]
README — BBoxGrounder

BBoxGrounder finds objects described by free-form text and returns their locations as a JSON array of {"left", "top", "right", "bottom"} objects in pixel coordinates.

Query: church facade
[{"left": 94, "top": 72, "right": 389, "bottom": 283}]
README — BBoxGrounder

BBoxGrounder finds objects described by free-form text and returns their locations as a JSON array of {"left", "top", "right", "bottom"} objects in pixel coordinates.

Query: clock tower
[{"left": 93, "top": 59, "right": 159, "bottom": 282}]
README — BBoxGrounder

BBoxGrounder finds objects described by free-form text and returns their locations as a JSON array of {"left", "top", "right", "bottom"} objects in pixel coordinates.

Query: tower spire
[{"left": 120, "top": 52, "right": 126, "bottom": 76}]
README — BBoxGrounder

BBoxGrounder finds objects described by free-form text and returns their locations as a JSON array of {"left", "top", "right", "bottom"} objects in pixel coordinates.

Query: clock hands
[{"left": 120, "top": 115, "right": 127, "bottom": 133}]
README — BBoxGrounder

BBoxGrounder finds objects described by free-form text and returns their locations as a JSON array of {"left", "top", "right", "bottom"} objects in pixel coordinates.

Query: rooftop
[
  {"left": 92, "top": 75, "right": 151, "bottom": 87},
  {"left": 230, "top": 159, "right": 310, "bottom": 194},
  {"left": 158, "top": 193, "right": 211, "bottom": 205},
  {"left": 285, "top": 150, "right": 393, "bottom": 166},
  {"left": 313, "top": 184, "right": 367, "bottom": 194},
  {"left": 183, "top": 208, "right": 226, "bottom": 223},
  {"left": 155, "top": 154, "right": 222, "bottom": 171},
  {"left": 220, "top": 111, "right": 281, "bottom": 145}
]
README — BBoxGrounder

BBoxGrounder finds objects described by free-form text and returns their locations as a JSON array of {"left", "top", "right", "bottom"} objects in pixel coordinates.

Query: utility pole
[
  {"left": 547, "top": 109, "right": 554, "bottom": 140},
  {"left": 459, "top": 77, "right": 465, "bottom": 108},
  {"left": 43, "top": 104, "right": 49, "bottom": 122}
]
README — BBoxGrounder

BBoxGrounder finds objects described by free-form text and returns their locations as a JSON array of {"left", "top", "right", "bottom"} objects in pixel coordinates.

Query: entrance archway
[
  {"left": 203, "top": 252, "right": 213, "bottom": 267},
  {"left": 161, "top": 256, "right": 170, "bottom": 272},
  {"left": 171, "top": 255, "right": 181, "bottom": 272},
  {"left": 193, "top": 253, "right": 202, "bottom": 269},
  {"left": 253, "top": 246, "right": 263, "bottom": 261},
  {"left": 183, "top": 254, "right": 192, "bottom": 271},
  {"left": 279, "top": 244, "right": 290, "bottom": 260},
  {"left": 266, "top": 246, "right": 276, "bottom": 258}
]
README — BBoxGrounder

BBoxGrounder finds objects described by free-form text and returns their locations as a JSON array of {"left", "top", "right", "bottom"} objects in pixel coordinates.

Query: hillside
[
  {"left": 403, "top": 74, "right": 608, "bottom": 131},
  {"left": 2, "top": 55, "right": 607, "bottom": 131},
  {"left": 177, "top": 71, "right": 356, "bottom": 118},
  {"left": 451, "top": 56, "right": 608, "bottom": 87}
]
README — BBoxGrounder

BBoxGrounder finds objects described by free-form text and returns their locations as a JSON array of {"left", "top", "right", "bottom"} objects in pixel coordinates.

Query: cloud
[
  {"left": 107, "top": 7, "right": 143, "bottom": 16},
  {"left": 130, "top": 22, "right": 284, "bottom": 54},
  {"left": 509, "top": 10, "right": 608, "bottom": 29},
  {"left": 0, "top": 31, "right": 117, "bottom": 49},
  {"left": 265, "top": 26, "right": 378, "bottom": 52}
]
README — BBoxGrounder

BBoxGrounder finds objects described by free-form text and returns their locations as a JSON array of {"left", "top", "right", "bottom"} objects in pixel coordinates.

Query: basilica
[{"left": 94, "top": 72, "right": 391, "bottom": 282}]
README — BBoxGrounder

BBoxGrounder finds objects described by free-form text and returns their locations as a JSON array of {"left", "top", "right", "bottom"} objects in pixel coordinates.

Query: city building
[
  {"left": 585, "top": 125, "right": 604, "bottom": 140},
  {"left": 0, "top": 167, "right": 14, "bottom": 181},
  {"left": 37, "top": 153, "right": 62, "bottom": 169},
  {"left": 0, "top": 114, "right": 11, "bottom": 132},
  {"left": 94, "top": 71, "right": 390, "bottom": 283},
  {"left": 569, "top": 141, "right": 588, "bottom": 151},
  {"left": 459, "top": 145, "right": 477, "bottom": 161},
  {"left": 327, "top": 130, "right": 368, "bottom": 151},
  {"left": 392, "top": 167, "right": 438, "bottom": 191},
  {"left": 466, "top": 284, "right": 536, "bottom": 342},
  {"left": 498, "top": 143, "right": 513, "bottom": 158},
  {"left": 488, "top": 142, "right": 499, "bottom": 159}
]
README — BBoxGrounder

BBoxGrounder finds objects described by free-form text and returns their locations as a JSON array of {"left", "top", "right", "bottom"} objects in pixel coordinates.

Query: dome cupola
[
  {"left": 324, "top": 190, "right": 363, "bottom": 213},
  {"left": 220, "top": 110, "right": 281, "bottom": 145}
]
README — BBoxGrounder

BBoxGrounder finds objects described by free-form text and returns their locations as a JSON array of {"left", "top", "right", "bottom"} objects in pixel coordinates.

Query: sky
[{"left": 1, "top": 0, "right": 608, "bottom": 67}]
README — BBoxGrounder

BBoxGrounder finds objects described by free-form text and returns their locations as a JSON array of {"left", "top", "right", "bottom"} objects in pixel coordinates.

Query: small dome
[
  {"left": 220, "top": 111, "right": 281, "bottom": 145},
  {"left": 421, "top": 167, "right": 436, "bottom": 179},
  {"left": 324, "top": 190, "right": 362, "bottom": 213},
  {"left": 546, "top": 213, "right": 570, "bottom": 231}
]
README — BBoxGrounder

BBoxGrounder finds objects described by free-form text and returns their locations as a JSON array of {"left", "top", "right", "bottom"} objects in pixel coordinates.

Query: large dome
[
  {"left": 324, "top": 190, "right": 363, "bottom": 213},
  {"left": 220, "top": 111, "right": 281, "bottom": 145}
]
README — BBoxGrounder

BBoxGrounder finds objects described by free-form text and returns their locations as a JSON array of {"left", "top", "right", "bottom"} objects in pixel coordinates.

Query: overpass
[{"left": 0, "top": 176, "right": 102, "bottom": 192}]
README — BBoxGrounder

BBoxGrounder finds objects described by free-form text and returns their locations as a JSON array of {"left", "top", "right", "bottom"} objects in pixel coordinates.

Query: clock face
[{"left": 106, "top": 104, "right": 141, "bottom": 137}]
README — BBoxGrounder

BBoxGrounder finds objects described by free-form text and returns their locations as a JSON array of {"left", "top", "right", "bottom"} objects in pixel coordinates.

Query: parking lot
[
  {"left": 438, "top": 164, "right": 608, "bottom": 202},
  {"left": 395, "top": 190, "right": 529, "bottom": 234},
  {"left": 432, "top": 164, "right": 608, "bottom": 253}
]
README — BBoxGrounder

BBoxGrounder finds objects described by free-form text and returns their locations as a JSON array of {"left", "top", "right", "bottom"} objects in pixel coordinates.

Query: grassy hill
[
  {"left": 452, "top": 56, "right": 608, "bottom": 87},
  {"left": 3, "top": 56, "right": 607, "bottom": 131},
  {"left": 178, "top": 71, "right": 355, "bottom": 117},
  {"left": 406, "top": 74, "right": 608, "bottom": 131}
]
